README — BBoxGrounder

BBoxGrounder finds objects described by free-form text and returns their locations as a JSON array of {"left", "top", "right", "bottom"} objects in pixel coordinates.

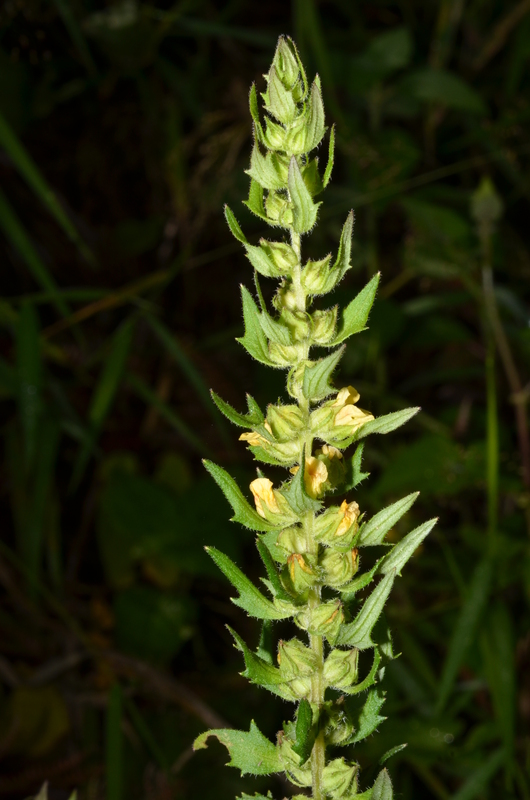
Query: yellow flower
[
  {"left": 250, "top": 477, "right": 280, "bottom": 518},
  {"left": 304, "top": 456, "right": 328, "bottom": 498},
  {"left": 239, "top": 431, "right": 264, "bottom": 446},
  {"left": 336, "top": 500, "right": 360, "bottom": 537},
  {"left": 331, "top": 386, "right": 374, "bottom": 432},
  {"left": 318, "top": 445, "right": 343, "bottom": 460}
]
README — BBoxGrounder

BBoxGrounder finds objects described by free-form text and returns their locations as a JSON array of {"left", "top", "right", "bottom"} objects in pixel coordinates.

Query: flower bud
[
  {"left": 273, "top": 281, "right": 299, "bottom": 312},
  {"left": 320, "top": 547, "right": 359, "bottom": 587},
  {"left": 314, "top": 501, "right": 360, "bottom": 548},
  {"left": 283, "top": 676, "right": 312, "bottom": 701},
  {"left": 311, "top": 307, "right": 337, "bottom": 345},
  {"left": 278, "top": 638, "right": 318, "bottom": 678},
  {"left": 250, "top": 477, "right": 279, "bottom": 519},
  {"left": 281, "top": 309, "right": 311, "bottom": 342},
  {"left": 266, "top": 404, "right": 305, "bottom": 442},
  {"left": 265, "top": 191, "right": 293, "bottom": 227},
  {"left": 331, "top": 386, "right": 374, "bottom": 435},
  {"left": 314, "top": 445, "right": 345, "bottom": 489},
  {"left": 260, "top": 240, "right": 298, "bottom": 274},
  {"left": 285, "top": 118, "right": 308, "bottom": 155},
  {"left": 310, "top": 404, "right": 335, "bottom": 436},
  {"left": 263, "top": 118, "right": 287, "bottom": 150},
  {"left": 295, "top": 599, "right": 344, "bottom": 641},
  {"left": 285, "top": 553, "right": 318, "bottom": 594},
  {"left": 324, "top": 707, "right": 356, "bottom": 746},
  {"left": 322, "top": 758, "right": 358, "bottom": 797},
  {"left": 323, "top": 648, "right": 359, "bottom": 690},
  {"left": 266, "top": 66, "right": 297, "bottom": 124},
  {"left": 268, "top": 340, "right": 302, "bottom": 367},
  {"left": 301, "top": 255, "right": 332, "bottom": 295},
  {"left": 303, "top": 456, "right": 328, "bottom": 499},
  {"left": 272, "top": 36, "right": 300, "bottom": 89},
  {"left": 277, "top": 526, "right": 307, "bottom": 559},
  {"left": 278, "top": 732, "right": 313, "bottom": 787}
]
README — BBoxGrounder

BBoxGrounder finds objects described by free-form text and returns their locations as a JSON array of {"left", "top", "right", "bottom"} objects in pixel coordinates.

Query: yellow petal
[
  {"left": 239, "top": 431, "right": 264, "bottom": 446},
  {"left": 304, "top": 456, "right": 328, "bottom": 498},
  {"left": 250, "top": 477, "right": 280, "bottom": 518}
]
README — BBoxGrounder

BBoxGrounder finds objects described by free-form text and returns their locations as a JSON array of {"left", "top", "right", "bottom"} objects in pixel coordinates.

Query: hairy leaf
[
  {"left": 356, "top": 407, "right": 420, "bottom": 439},
  {"left": 340, "top": 559, "right": 385, "bottom": 600},
  {"left": 337, "top": 572, "right": 395, "bottom": 649},
  {"left": 206, "top": 548, "right": 291, "bottom": 620},
  {"left": 372, "top": 768, "right": 393, "bottom": 800},
  {"left": 342, "top": 648, "right": 381, "bottom": 696},
  {"left": 211, "top": 391, "right": 264, "bottom": 429},
  {"left": 224, "top": 205, "right": 247, "bottom": 244},
  {"left": 288, "top": 156, "right": 320, "bottom": 234},
  {"left": 331, "top": 273, "right": 380, "bottom": 345},
  {"left": 379, "top": 744, "right": 407, "bottom": 765},
  {"left": 228, "top": 627, "right": 286, "bottom": 688},
  {"left": 282, "top": 454, "right": 322, "bottom": 515},
  {"left": 203, "top": 460, "right": 281, "bottom": 532},
  {"left": 346, "top": 685, "right": 386, "bottom": 744},
  {"left": 304, "top": 82, "right": 326, "bottom": 151},
  {"left": 322, "top": 125, "right": 335, "bottom": 189},
  {"left": 343, "top": 443, "right": 370, "bottom": 491},
  {"left": 193, "top": 721, "right": 283, "bottom": 776},
  {"left": 292, "top": 699, "right": 315, "bottom": 764},
  {"left": 256, "top": 538, "right": 293, "bottom": 601},
  {"left": 380, "top": 518, "right": 437, "bottom": 575},
  {"left": 259, "top": 310, "right": 292, "bottom": 346},
  {"left": 302, "top": 346, "right": 345, "bottom": 402},
  {"left": 359, "top": 492, "right": 420, "bottom": 546},
  {"left": 237, "top": 286, "right": 275, "bottom": 366},
  {"left": 244, "top": 179, "right": 269, "bottom": 222}
]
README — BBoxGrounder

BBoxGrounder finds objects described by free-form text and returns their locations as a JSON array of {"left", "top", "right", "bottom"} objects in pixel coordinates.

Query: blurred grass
[{"left": 0, "top": 1, "right": 529, "bottom": 799}]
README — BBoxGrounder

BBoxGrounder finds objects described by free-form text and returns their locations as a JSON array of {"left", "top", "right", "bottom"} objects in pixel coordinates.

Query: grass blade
[
  {"left": 71, "top": 319, "right": 135, "bottom": 488},
  {"left": 0, "top": 111, "right": 94, "bottom": 263},
  {"left": 16, "top": 302, "right": 42, "bottom": 467},
  {"left": 127, "top": 371, "right": 212, "bottom": 456},
  {"left": 436, "top": 556, "right": 493, "bottom": 714},
  {"left": 0, "top": 188, "right": 71, "bottom": 320},
  {"left": 106, "top": 683, "right": 123, "bottom": 800},
  {"left": 145, "top": 312, "right": 231, "bottom": 446}
]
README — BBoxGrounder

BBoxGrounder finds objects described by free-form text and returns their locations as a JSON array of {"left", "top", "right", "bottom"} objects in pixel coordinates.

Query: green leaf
[
  {"left": 372, "top": 768, "right": 393, "bottom": 800},
  {"left": 305, "top": 82, "right": 326, "bottom": 151},
  {"left": 16, "top": 302, "right": 42, "bottom": 467},
  {"left": 356, "top": 407, "right": 420, "bottom": 439},
  {"left": 228, "top": 627, "right": 286, "bottom": 689},
  {"left": 327, "top": 212, "right": 354, "bottom": 289},
  {"left": 206, "top": 547, "right": 291, "bottom": 620},
  {"left": 259, "top": 310, "right": 292, "bottom": 346},
  {"left": 288, "top": 156, "right": 320, "bottom": 234},
  {"left": 436, "top": 557, "right": 493, "bottom": 713},
  {"left": 193, "top": 721, "right": 283, "bottom": 776},
  {"left": 256, "top": 538, "right": 293, "bottom": 601},
  {"left": 451, "top": 749, "right": 505, "bottom": 800},
  {"left": 246, "top": 143, "right": 285, "bottom": 191},
  {"left": 203, "top": 460, "right": 281, "bottom": 532},
  {"left": 282, "top": 454, "right": 322, "bottom": 515},
  {"left": 379, "top": 744, "right": 407, "bottom": 765},
  {"left": 237, "top": 286, "right": 275, "bottom": 365},
  {"left": 245, "top": 243, "right": 281, "bottom": 278},
  {"left": 268, "top": 66, "right": 297, "bottom": 124},
  {"left": 340, "top": 559, "right": 385, "bottom": 599},
  {"left": 337, "top": 572, "right": 395, "bottom": 649},
  {"left": 243, "top": 179, "right": 269, "bottom": 222},
  {"left": 224, "top": 205, "right": 248, "bottom": 244},
  {"left": 345, "top": 683, "right": 386, "bottom": 743},
  {"left": 302, "top": 346, "right": 345, "bottom": 402},
  {"left": 211, "top": 391, "right": 264, "bottom": 429},
  {"left": 248, "top": 83, "right": 265, "bottom": 142},
  {"left": 343, "top": 443, "right": 370, "bottom": 491},
  {"left": 292, "top": 699, "right": 316, "bottom": 764},
  {"left": 359, "top": 492, "right": 420, "bottom": 546},
  {"left": 342, "top": 648, "right": 381, "bottom": 696},
  {"left": 331, "top": 274, "right": 380, "bottom": 345},
  {"left": 380, "top": 518, "right": 437, "bottom": 575},
  {"left": 322, "top": 124, "right": 335, "bottom": 189}
]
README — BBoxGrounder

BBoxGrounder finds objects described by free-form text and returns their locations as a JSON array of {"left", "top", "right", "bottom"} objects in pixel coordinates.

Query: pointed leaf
[
  {"left": 292, "top": 699, "right": 316, "bottom": 764},
  {"left": 303, "top": 346, "right": 345, "bottom": 402},
  {"left": 340, "top": 559, "right": 385, "bottom": 599},
  {"left": 203, "top": 460, "right": 281, "bottom": 532},
  {"left": 322, "top": 125, "right": 335, "bottom": 189},
  {"left": 237, "top": 286, "right": 275, "bottom": 366},
  {"left": 256, "top": 538, "right": 293, "bottom": 601},
  {"left": 245, "top": 243, "right": 280, "bottom": 278},
  {"left": 356, "top": 407, "right": 420, "bottom": 439},
  {"left": 343, "top": 443, "right": 370, "bottom": 491},
  {"left": 193, "top": 720, "right": 283, "bottom": 776},
  {"left": 372, "top": 768, "right": 393, "bottom": 800},
  {"left": 359, "top": 493, "right": 420, "bottom": 546},
  {"left": 380, "top": 518, "right": 437, "bottom": 575},
  {"left": 331, "top": 273, "right": 380, "bottom": 345},
  {"left": 246, "top": 143, "right": 285, "bottom": 191},
  {"left": 288, "top": 156, "right": 320, "bottom": 234},
  {"left": 259, "top": 311, "right": 292, "bottom": 346},
  {"left": 211, "top": 390, "right": 264, "bottom": 429},
  {"left": 342, "top": 648, "right": 382, "bottom": 697},
  {"left": 346, "top": 685, "right": 386, "bottom": 743},
  {"left": 268, "top": 66, "right": 297, "bottom": 123},
  {"left": 243, "top": 179, "right": 268, "bottom": 222},
  {"left": 328, "top": 212, "right": 354, "bottom": 288},
  {"left": 206, "top": 547, "right": 291, "bottom": 620},
  {"left": 337, "top": 572, "right": 395, "bottom": 649},
  {"left": 305, "top": 82, "right": 326, "bottom": 151},
  {"left": 379, "top": 744, "right": 407, "bottom": 765},
  {"left": 282, "top": 454, "right": 322, "bottom": 515},
  {"left": 224, "top": 205, "right": 248, "bottom": 244},
  {"left": 228, "top": 627, "right": 286, "bottom": 687},
  {"left": 248, "top": 83, "right": 265, "bottom": 142}
]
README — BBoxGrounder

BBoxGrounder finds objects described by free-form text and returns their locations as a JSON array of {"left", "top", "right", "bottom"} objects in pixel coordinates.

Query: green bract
[{"left": 193, "top": 35, "right": 435, "bottom": 800}]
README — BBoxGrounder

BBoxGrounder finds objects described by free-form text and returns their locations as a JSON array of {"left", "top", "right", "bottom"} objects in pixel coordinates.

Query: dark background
[{"left": 0, "top": 1, "right": 529, "bottom": 798}]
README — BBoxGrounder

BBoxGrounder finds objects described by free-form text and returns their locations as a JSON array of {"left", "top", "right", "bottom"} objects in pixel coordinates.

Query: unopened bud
[
  {"left": 274, "top": 281, "right": 298, "bottom": 311},
  {"left": 265, "top": 191, "right": 293, "bottom": 227},
  {"left": 285, "top": 553, "right": 318, "bottom": 593},
  {"left": 314, "top": 445, "right": 345, "bottom": 489},
  {"left": 295, "top": 599, "right": 344, "bottom": 642},
  {"left": 301, "top": 255, "right": 332, "bottom": 295},
  {"left": 278, "top": 638, "right": 318, "bottom": 678},
  {"left": 320, "top": 547, "right": 359, "bottom": 587},
  {"left": 311, "top": 307, "right": 337, "bottom": 344},
  {"left": 273, "top": 36, "right": 299, "bottom": 89},
  {"left": 268, "top": 340, "right": 302, "bottom": 367},
  {"left": 322, "top": 700, "right": 356, "bottom": 745},
  {"left": 281, "top": 309, "right": 311, "bottom": 342},
  {"left": 322, "top": 758, "right": 358, "bottom": 797},
  {"left": 260, "top": 240, "right": 298, "bottom": 274},
  {"left": 323, "top": 648, "right": 359, "bottom": 690},
  {"left": 277, "top": 526, "right": 306, "bottom": 558},
  {"left": 263, "top": 117, "right": 287, "bottom": 150},
  {"left": 267, "top": 404, "right": 304, "bottom": 441}
]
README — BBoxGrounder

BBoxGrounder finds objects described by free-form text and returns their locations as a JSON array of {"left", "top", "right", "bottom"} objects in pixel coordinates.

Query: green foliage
[{"left": 194, "top": 722, "right": 283, "bottom": 776}]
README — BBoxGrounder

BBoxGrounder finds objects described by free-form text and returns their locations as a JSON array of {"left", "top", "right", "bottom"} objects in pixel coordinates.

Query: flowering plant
[{"left": 194, "top": 36, "right": 436, "bottom": 800}]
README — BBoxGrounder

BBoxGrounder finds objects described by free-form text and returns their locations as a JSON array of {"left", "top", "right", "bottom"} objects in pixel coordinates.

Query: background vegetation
[{"left": 0, "top": 1, "right": 529, "bottom": 798}]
